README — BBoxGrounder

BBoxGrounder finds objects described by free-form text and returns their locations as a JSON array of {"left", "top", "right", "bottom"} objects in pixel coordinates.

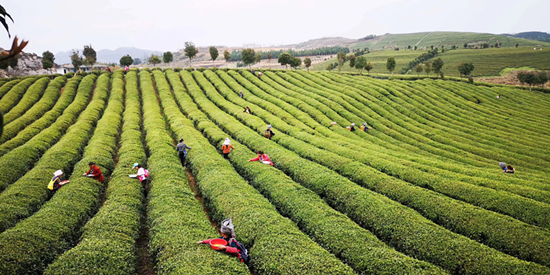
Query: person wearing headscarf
[
  {"left": 244, "top": 106, "right": 252, "bottom": 114},
  {"left": 197, "top": 218, "right": 249, "bottom": 263},
  {"left": 499, "top": 162, "right": 507, "bottom": 172},
  {"left": 239, "top": 91, "right": 244, "bottom": 98},
  {"left": 176, "top": 138, "right": 192, "bottom": 166},
  {"left": 361, "top": 122, "right": 370, "bottom": 132},
  {"left": 499, "top": 162, "right": 515, "bottom": 173},
  {"left": 249, "top": 150, "right": 274, "bottom": 166},
  {"left": 264, "top": 124, "right": 275, "bottom": 139},
  {"left": 222, "top": 138, "right": 235, "bottom": 159},
  {"left": 349, "top": 123, "right": 356, "bottom": 132},
  {"left": 47, "top": 170, "right": 69, "bottom": 191},
  {"left": 83, "top": 162, "right": 104, "bottom": 183}
]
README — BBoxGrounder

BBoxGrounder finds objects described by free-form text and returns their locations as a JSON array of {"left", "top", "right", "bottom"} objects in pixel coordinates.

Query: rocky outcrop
[{"left": 0, "top": 49, "right": 54, "bottom": 77}]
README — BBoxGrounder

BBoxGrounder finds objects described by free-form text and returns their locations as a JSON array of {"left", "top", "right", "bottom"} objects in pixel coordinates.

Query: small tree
[
  {"left": 516, "top": 43, "right": 519, "bottom": 48},
  {"left": 425, "top": 61, "right": 431, "bottom": 76},
  {"left": 289, "top": 57, "right": 301, "bottom": 70},
  {"left": 517, "top": 71, "right": 528, "bottom": 88},
  {"left": 42, "top": 50, "right": 55, "bottom": 76},
  {"left": 149, "top": 55, "right": 161, "bottom": 67},
  {"left": 267, "top": 52, "right": 272, "bottom": 63},
  {"left": 464, "top": 43, "right": 468, "bottom": 49},
  {"left": 278, "top": 52, "right": 292, "bottom": 69},
  {"left": 336, "top": 51, "right": 346, "bottom": 72},
  {"left": 457, "top": 62, "right": 475, "bottom": 78},
  {"left": 241, "top": 48, "right": 256, "bottom": 70},
  {"left": 326, "top": 63, "right": 334, "bottom": 71},
  {"left": 407, "top": 45, "right": 411, "bottom": 50},
  {"left": 223, "top": 50, "right": 231, "bottom": 67},
  {"left": 120, "top": 54, "right": 133, "bottom": 67},
  {"left": 209, "top": 47, "right": 219, "bottom": 65},
  {"left": 365, "top": 62, "right": 373, "bottom": 74},
  {"left": 255, "top": 52, "right": 262, "bottom": 67},
  {"left": 386, "top": 57, "right": 396, "bottom": 75},
  {"left": 414, "top": 45, "right": 417, "bottom": 50},
  {"left": 432, "top": 58, "right": 444, "bottom": 78},
  {"left": 133, "top": 58, "right": 142, "bottom": 65},
  {"left": 347, "top": 54, "right": 356, "bottom": 71},
  {"left": 524, "top": 72, "right": 537, "bottom": 91},
  {"left": 414, "top": 64, "right": 423, "bottom": 76},
  {"left": 355, "top": 56, "right": 367, "bottom": 74},
  {"left": 536, "top": 71, "right": 549, "bottom": 89},
  {"left": 83, "top": 45, "right": 96, "bottom": 70},
  {"left": 184, "top": 41, "right": 199, "bottom": 67},
  {"left": 163, "top": 51, "right": 173, "bottom": 63},
  {"left": 70, "top": 50, "right": 83, "bottom": 72},
  {"left": 431, "top": 45, "right": 434, "bottom": 50},
  {"left": 304, "top": 57, "right": 312, "bottom": 71}
]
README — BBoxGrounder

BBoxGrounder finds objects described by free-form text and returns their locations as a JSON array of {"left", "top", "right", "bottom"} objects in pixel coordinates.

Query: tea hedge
[
  {"left": 0, "top": 77, "right": 80, "bottom": 156},
  {"left": 0, "top": 77, "right": 39, "bottom": 114},
  {"left": 0, "top": 79, "right": 21, "bottom": 99},
  {"left": 183, "top": 69, "right": 550, "bottom": 274},
  {"left": 44, "top": 70, "right": 142, "bottom": 275},
  {"left": 167, "top": 70, "right": 357, "bottom": 275},
  {"left": 0, "top": 75, "right": 93, "bottom": 192},
  {"left": 0, "top": 71, "right": 121, "bottom": 275},
  {"left": 167, "top": 69, "right": 445, "bottom": 275},
  {"left": 0, "top": 74, "right": 104, "bottom": 233},
  {"left": 3, "top": 77, "right": 50, "bottom": 124},
  {"left": 143, "top": 70, "right": 250, "bottom": 275},
  {"left": 0, "top": 76, "right": 66, "bottom": 144}
]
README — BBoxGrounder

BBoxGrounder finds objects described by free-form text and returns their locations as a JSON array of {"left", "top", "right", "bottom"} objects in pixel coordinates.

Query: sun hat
[
  {"left": 53, "top": 170, "right": 63, "bottom": 177},
  {"left": 133, "top": 163, "right": 139, "bottom": 169}
]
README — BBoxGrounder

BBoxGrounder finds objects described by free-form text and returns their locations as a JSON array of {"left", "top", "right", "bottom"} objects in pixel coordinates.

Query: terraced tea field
[{"left": 0, "top": 69, "right": 549, "bottom": 275}]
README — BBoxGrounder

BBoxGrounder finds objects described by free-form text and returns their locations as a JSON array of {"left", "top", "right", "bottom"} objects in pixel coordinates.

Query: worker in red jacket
[
  {"left": 83, "top": 162, "right": 104, "bottom": 183},
  {"left": 248, "top": 150, "right": 274, "bottom": 166}
]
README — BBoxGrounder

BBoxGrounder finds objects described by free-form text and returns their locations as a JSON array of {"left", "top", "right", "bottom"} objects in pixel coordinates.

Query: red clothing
[
  {"left": 200, "top": 239, "right": 240, "bottom": 256},
  {"left": 249, "top": 154, "right": 274, "bottom": 166},
  {"left": 87, "top": 165, "right": 104, "bottom": 183}
]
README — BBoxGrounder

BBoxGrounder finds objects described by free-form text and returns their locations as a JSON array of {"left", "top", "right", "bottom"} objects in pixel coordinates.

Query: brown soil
[
  {"left": 185, "top": 168, "right": 220, "bottom": 232},
  {"left": 136, "top": 179, "right": 156, "bottom": 275}
]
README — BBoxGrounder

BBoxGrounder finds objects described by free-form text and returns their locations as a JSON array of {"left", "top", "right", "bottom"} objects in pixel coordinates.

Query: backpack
[
  {"left": 264, "top": 130, "right": 271, "bottom": 138},
  {"left": 229, "top": 238, "right": 249, "bottom": 263}
]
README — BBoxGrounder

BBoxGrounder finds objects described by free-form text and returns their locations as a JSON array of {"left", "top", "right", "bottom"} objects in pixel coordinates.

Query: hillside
[
  {"left": 54, "top": 47, "right": 163, "bottom": 64},
  {"left": 350, "top": 31, "right": 550, "bottom": 50},
  {"left": 503, "top": 31, "right": 550, "bottom": 42},
  {"left": 0, "top": 69, "right": 549, "bottom": 274}
]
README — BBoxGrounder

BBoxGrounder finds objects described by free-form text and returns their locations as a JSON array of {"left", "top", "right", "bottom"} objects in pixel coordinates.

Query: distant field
[
  {"left": 435, "top": 47, "right": 550, "bottom": 77},
  {"left": 312, "top": 50, "right": 428, "bottom": 74},
  {"left": 351, "top": 32, "right": 550, "bottom": 50}
]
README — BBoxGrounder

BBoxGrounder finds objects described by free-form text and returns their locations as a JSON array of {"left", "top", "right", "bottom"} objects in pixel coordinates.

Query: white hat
[
  {"left": 267, "top": 125, "right": 272, "bottom": 129},
  {"left": 351, "top": 123, "right": 355, "bottom": 126},
  {"left": 53, "top": 170, "right": 63, "bottom": 177},
  {"left": 223, "top": 138, "right": 231, "bottom": 145},
  {"left": 362, "top": 122, "right": 367, "bottom": 126}
]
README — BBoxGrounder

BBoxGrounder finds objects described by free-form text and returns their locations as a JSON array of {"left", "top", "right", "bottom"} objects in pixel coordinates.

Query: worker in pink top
[{"left": 248, "top": 150, "right": 273, "bottom": 166}]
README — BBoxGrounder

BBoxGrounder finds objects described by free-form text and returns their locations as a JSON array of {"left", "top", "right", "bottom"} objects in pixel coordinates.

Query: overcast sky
[{"left": 1, "top": 0, "right": 548, "bottom": 54}]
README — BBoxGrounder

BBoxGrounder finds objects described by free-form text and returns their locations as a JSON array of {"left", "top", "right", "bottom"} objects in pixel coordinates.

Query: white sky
[{"left": 1, "top": 0, "right": 548, "bottom": 54}]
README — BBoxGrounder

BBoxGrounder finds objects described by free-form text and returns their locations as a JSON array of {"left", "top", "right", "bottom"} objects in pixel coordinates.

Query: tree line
[
  {"left": 229, "top": 46, "right": 350, "bottom": 62},
  {"left": 517, "top": 71, "right": 549, "bottom": 90}
]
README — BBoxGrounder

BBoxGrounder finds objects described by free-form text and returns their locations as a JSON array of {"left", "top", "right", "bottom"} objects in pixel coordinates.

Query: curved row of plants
[
  {"left": 171, "top": 70, "right": 358, "bottom": 274},
  {"left": 288, "top": 71, "right": 550, "bottom": 199},
  {"left": 182, "top": 70, "right": 550, "bottom": 274},
  {"left": 199, "top": 69, "right": 550, "bottom": 266},
  {"left": 168, "top": 69, "right": 444, "bottom": 274},
  {"left": 229, "top": 71, "right": 550, "bottom": 211},
  {"left": 303, "top": 72, "right": 550, "bottom": 170},
  {"left": 0, "top": 79, "right": 22, "bottom": 99},
  {"left": 0, "top": 75, "right": 92, "bottom": 192},
  {"left": 0, "top": 76, "right": 66, "bottom": 144},
  {"left": 0, "top": 71, "right": 120, "bottom": 275},
  {"left": 44, "top": 70, "right": 144, "bottom": 274},
  {"left": 0, "top": 74, "right": 103, "bottom": 233},
  {"left": 142, "top": 70, "right": 250, "bottom": 275},
  {"left": 2, "top": 77, "right": 50, "bottom": 125},
  {"left": 0, "top": 77, "right": 39, "bottom": 114}
]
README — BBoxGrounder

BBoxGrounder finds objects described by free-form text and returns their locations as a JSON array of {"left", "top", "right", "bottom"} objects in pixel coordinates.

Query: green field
[
  {"left": 351, "top": 31, "right": 550, "bottom": 50},
  {"left": 312, "top": 50, "right": 428, "bottom": 74},
  {"left": 435, "top": 47, "right": 550, "bottom": 77},
  {"left": 0, "top": 69, "right": 549, "bottom": 274}
]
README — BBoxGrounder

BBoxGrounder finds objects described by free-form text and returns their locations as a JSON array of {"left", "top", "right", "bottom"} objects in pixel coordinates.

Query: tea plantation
[{"left": 0, "top": 68, "right": 548, "bottom": 275}]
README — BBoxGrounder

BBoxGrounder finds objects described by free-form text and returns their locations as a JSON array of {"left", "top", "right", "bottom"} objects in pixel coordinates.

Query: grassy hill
[
  {"left": 1, "top": 69, "right": 550, "bottom": 274},
  {"left": 351, "top": 31, "right": 550, "bottom": 50},
  {"left": 436, "top": 47, "right": 550, "bottom": 77},
  {"left": 312, "top": 50, "right": 428, "bottom": 74}
]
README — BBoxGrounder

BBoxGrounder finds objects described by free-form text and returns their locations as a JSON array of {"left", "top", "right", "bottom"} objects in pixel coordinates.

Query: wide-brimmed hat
[
  {"left": 223, "top": 138, "right": 231, "bottom": 145},
  {"left": 267, "top": 124, "right": 272, "bottom": 129},
  {"left": 53, "top": 170, "right": 63, "bottom": 177}
]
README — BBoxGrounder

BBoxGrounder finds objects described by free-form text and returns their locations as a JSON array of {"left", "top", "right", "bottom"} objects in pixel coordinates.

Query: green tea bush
[
  {"left": 0, "top": 79, "right": 22, "bottom": 99},
  {"left": 44, "top": 71, "right": 142, "bottom": 275},
  {"left": 0, "top": 77, "right": 38, "bottom": 114},
  {"left": 3, "top": 77, "right": 50, "bottom": 124},
  {"left": 0, "top": 72, "right": 118, "bottom": 274},
  {"left": 0, "top": 76, "right": 66, "bottom": 143}
]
